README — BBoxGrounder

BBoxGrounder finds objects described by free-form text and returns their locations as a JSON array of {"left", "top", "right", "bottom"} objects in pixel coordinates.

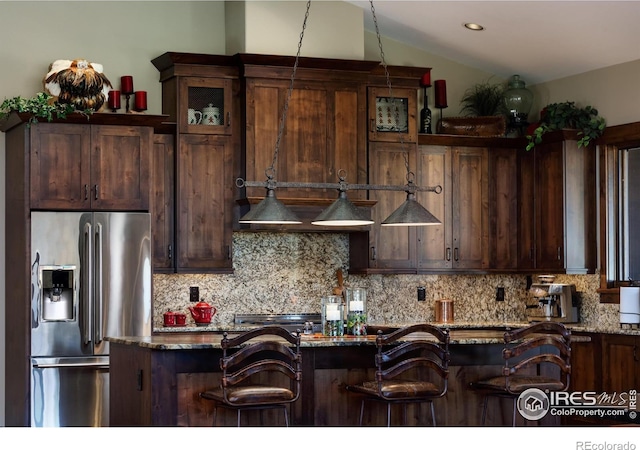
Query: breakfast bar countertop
[
  {"left": 108, "top": 326, "right": 592, "bottom": 350},
  {"left": 152, "top": 320, "right": 640, "bottom": 336}
]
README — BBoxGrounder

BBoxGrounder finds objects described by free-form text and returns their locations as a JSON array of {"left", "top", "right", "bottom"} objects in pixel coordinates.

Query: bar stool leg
[
  {"left": 481, "top": 395, "right": 489, "bottom": 425},
  {"left": 430, "top": 402, "right": 436, "bottom": 426},
  {"left": 386, "top": 403, "right": 391, "bottom": 427},
  {"left": 358, "top": 399, "right": 365, "bottom": 426},
  {"left": 237, "top": 409, "right": 241, "bottom": 427},
  {"left": 283, "top": 406, "right": 289, "bottom": 427},
  {"left": 511, "top": 399, "right": 517, "bottom": 427}
]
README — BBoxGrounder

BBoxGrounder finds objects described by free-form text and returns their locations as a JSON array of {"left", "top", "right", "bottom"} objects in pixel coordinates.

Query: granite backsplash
[{"left": 153, "top": 232, "right": 619, "bottom": 331}]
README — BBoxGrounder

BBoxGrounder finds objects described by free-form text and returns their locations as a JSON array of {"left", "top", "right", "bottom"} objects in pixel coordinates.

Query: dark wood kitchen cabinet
[
  {"left": 176, "top": 134, "right": 234, "bottom": 272},
  {"left": 30, "top": 122, "right": 152, "bottom": 211},
  {"left": 602, "top": 334, "right": 640, "bottom": 393},
  {"left": 152, "top": 132, "right": 175, "bottom": 271},
  {"left": 417, "top": 145, "right": 489, "bottom": 271},
  {"left": 368, "top": 86, "right": 418, "bottom": 144},
  {"left": 152, "top": 53, "right": 239, "bottom": 272},
  {"left": 350, "top": 135, "right": 520, "bottom": 274},
  {"left": 518, "top": 131, "right": 596, "bottom": 274},
  {"left": 488, "top": 147, "right": 519, "bottom": 270},
  {"left": 364, "top": 141, "right": 418, "bottom": 270},
  {"left": 242, "top": 71, "right": 369, "bottom": 203}
]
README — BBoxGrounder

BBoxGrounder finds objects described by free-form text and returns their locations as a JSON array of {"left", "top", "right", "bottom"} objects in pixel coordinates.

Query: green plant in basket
[{"left": 525, "top": 101, "right": 605, "bottom": 151}]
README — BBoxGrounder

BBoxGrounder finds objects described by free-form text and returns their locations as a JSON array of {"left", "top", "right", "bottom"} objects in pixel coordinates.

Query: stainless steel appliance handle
[
  {"left": 83, "top": 222, "right": 93, "bottom": 346},
  {"left": 33, "top": 361, "right": 109, "bottom": 369},
  {"left": 95, "top": 222, "right": 103, "bottom": 345}
]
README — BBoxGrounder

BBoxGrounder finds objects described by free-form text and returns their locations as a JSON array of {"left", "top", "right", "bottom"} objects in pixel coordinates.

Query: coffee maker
[{"left": 526, "top": 283, "right": 579, "bottom": 323}]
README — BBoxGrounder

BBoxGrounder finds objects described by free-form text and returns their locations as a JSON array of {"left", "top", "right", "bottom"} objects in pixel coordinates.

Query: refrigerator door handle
[
  {"left": 95, "top": 222, "right": 103, "bottom": 345},
  {"left": 83, "top": 222, "right": 93, "bottom": 346},
  {"left": 33, "top": 361, "right": 109, "bottom": 369}
]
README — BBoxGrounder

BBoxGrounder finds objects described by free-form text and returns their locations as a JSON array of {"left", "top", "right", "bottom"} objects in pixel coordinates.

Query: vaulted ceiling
[{"left": 349, "top": 1, "right": 640, "bottom": 84}]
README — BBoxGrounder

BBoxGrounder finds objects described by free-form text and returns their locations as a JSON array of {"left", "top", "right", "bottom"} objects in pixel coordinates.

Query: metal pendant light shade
[
  {"left": 239, "top": 188, "right": 302, "bottom": 224},
  {"left": 382, "top": 192, "right": 441, "bottom": 226},
  {"left": 312, "top": 191, "right": 374, "bottom": 226}
]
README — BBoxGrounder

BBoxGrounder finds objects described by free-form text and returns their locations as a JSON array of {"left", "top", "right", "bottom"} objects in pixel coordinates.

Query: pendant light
[
  {"left": 238, "top": 1, "right": 311, "bottom": 225},
  {"left": 311, "top": 171, "right": 374, "bottom": 226}
]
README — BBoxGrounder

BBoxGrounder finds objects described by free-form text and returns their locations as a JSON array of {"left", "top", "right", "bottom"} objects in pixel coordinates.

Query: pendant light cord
[
  {"left": 267, "top": 0, "right": 312, "bottom": 188},
  {"left": 370, "top": 0, "right": 415, "bottom": 190}
]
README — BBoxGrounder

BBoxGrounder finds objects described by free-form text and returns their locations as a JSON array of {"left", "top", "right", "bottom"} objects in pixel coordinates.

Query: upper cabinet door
[
  {"left": 244, "top": 78, "right": 366, "bottom": 201},
  {"left": 30, "top": 123, "right": 151, "bottom": 211},
  {"left": 367, "top": 141, "right": 418, "bottom": 270},
  {"left": 90, "top": 125, "right": 151, "bottom": 211},
  {"left": 179, "top": 77, "right": 233, "bottom": 135},
  {"left": 30, "top": 123, "right": 92, "bottom": 210},
  {"left": 368, "top": 87, "right": 417, "bottom": 144}
]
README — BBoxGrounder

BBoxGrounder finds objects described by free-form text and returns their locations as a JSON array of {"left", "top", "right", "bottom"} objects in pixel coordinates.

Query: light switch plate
[{"left": 190, "top": 286, "right": 199, "bottom": 303}]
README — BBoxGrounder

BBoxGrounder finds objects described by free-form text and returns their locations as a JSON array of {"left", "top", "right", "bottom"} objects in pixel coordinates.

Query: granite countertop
[
  {"left": 153, "top": 320, "right": 640, "bottom": 336},
  {"left": 107, "top": 327, "right": 591, "bottom": 350}
]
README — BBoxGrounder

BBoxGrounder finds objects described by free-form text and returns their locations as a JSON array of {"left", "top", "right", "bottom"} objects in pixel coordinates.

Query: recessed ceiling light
[{"left": 464, "top": 23, "right": 484, "bottom": 31}]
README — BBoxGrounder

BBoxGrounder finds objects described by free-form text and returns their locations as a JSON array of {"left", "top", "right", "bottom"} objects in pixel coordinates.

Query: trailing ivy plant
[
  {"left": 525, "top": 101, "right": 605, "bottom": 151},
  {"left": 0, "top": 92, "right": 92, "bottom": 126}
]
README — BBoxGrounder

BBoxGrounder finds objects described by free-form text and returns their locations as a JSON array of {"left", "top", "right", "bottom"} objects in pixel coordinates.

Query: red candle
[
  {"left": 121, "top": 76, "right": 134, "bottom": 95},
  {"left": 107, "top": 90, "right": 121, "bottom": 111},
  {"left": 434, "top": 80, "right": 448, "bottom": 108},
  {"left": 420, "top": 71, "right": 431, "bottom": 87},
  {"left": 134, "top": 91, "right": 147, "bottom": 111}
]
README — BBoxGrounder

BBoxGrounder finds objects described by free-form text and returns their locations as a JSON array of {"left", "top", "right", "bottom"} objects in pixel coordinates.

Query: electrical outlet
[
  {"left": 417, "top": 286, "right": 426, "bottom": 302},
  {"left": 496, "top": 287, "right": 505, "bottom": 302},
  {"left": 189, "top": 286, "right": 199, "bottom": 303}
]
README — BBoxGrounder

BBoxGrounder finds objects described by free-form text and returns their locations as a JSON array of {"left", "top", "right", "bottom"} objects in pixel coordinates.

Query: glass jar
[
  {"left": 345, "top": 288, "right": 367, "bottom": 336},
  {"left": 322, "top": 295, "right": 344, "bottom": 336},
  {"left": 504, "top": 74, "right": 533, "bottom": 127}
]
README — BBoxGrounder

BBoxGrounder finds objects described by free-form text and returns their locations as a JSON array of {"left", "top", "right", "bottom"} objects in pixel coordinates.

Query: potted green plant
[
  {"left": 525, "top": 101, "right": 605, "bottom": 151},
  {"left": 460, "top": 80, "right": 508, "bottom": 117},
  {"left": 438, "top": 80, "right": 508, "bottom": 136},
  {"left": 0, "top": 92, "right": 90, "bottom": 126}
]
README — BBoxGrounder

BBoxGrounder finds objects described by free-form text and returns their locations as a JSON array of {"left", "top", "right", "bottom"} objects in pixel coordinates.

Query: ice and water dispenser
[{"left": 40, "top": 266, "right": 76, "bottom": 321}]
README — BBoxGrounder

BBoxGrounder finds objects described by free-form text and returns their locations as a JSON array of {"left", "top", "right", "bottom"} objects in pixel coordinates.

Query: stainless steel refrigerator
[{"left": 30, "top": 211, "right": 151, "bottom": 427}]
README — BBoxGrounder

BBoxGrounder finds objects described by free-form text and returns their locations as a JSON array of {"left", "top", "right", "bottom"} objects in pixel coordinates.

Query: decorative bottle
[{"left": 420, "top": 87, "right": 432, "bottom": 134}]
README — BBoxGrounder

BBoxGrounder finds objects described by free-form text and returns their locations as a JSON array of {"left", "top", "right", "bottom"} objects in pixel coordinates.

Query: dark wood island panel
[{"left": 109, "top": 331, "right": 589, "bottom": 426}]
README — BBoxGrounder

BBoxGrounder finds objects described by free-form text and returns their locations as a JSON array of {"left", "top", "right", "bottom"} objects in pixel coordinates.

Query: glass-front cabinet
[
  {"left": 179, "top": 77, "right": 232, "bottom": 135},
  {"left": 368, "top": 86, "right": 417, "bottom": 143}
]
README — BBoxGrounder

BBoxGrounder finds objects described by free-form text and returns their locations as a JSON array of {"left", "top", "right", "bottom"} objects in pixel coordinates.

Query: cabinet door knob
[
  {"left": 168, "top": 244, "right": 172, "bottom": 261},
  {"left": 226, "top": 245, "right": 231, "bottom": 260},
  {"left": 94, "top": 184, "right": 99, "bottom": 200},
  {"left": 370, "top": 246, "right": 377, "bottom": 261},
  {"left": 454, "top": 247, "right": 459, "bottom": 261},
  {"left": 557, "top": 246, "right": 562, "bottom": 261},
  {"left": 226, "top": 111, "right": 231, "bottom": 127},
  {"left": 370, "top": 119, "right": 376, "bottom": 133},
  {"left": 446, "top": 247, "right": 451, "bottom": 261},
  {"left": 84, "top": 184, "right": 89, "bottom": 200}
]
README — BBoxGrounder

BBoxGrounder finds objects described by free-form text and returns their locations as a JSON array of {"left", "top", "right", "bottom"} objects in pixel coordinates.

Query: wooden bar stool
[
  {"left": 345, "top": 324, "right": 450, "bottom": 426},
  {"left": 199, "top": 326, "right": 302, "bottom": 426},
  {"left": 471, "top": 322, "right": 571, "bottom": 426}
]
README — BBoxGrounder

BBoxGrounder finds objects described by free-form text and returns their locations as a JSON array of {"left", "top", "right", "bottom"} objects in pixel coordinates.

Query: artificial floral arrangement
[{"left": 525, "top": 101, "right": 606, "bottom": 151}]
